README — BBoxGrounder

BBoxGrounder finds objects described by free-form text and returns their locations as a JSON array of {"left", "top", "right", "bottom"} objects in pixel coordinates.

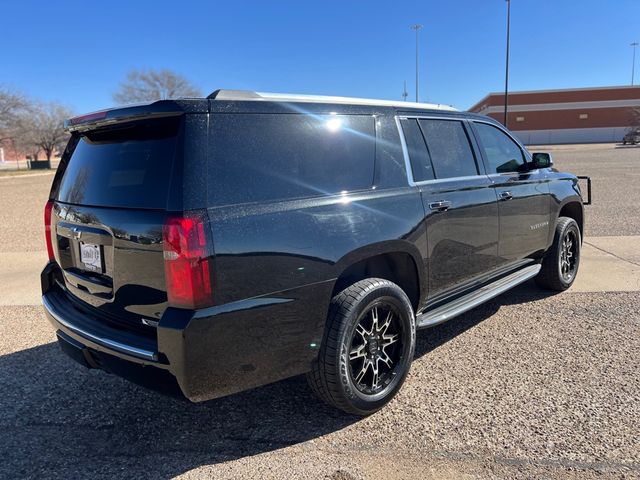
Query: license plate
[{"left": 79, "top": 242, "right": 102, "bottom": 272}]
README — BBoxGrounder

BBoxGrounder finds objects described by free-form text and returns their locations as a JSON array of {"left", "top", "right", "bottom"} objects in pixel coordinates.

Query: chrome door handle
[
  {"left": 499, "top": 191, "right": 513, "bottom": 201},
  {"left": 428, "top": 200, "right": 452, "bottom": 211}
]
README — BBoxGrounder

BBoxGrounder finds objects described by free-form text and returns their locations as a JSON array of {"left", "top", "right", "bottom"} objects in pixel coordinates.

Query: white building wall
[{"left": 514, "top": 126, "right": 630, "bottom": 145}]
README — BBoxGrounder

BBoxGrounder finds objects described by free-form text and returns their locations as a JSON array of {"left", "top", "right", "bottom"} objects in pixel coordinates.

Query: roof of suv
[{"left": 65, "top": 89, "right": 470, "bottom": 132}]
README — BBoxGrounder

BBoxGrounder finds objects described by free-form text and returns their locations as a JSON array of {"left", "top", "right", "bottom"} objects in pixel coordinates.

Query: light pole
[
  {"left": 504, "top": 0, "right": 511, "bottom": 128},
  {"left": 410, "top": 24, "right": 423, "bottom": 102},
  {"left": 631, "top": 42, "right": 639, "bottom": 86},
  {"left": 402, "top": 80, "right": 408, "bottom": 101}
]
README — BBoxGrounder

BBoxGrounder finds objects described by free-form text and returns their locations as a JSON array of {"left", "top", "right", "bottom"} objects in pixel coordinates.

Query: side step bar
[{"left": 416, "top": 264, "right": 541, "bottom": 329}]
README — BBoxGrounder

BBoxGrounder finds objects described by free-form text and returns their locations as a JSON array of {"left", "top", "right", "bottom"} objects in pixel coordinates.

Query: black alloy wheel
[
  {"left": 348, "top": 302, "right": 404, "bottom": 395},
  {"left": 536, "top": 216, "right": 581, "bottom": 291},
  {"left": 307, "top": 278, "right": 416, "bottom": 416},
  {"left": 559, "top": 228, "right": 578, "bottom": 283}
]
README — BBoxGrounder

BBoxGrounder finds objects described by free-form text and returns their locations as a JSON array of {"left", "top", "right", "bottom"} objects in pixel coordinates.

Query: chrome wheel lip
[
  {"left": 347, "top": 300, "right": 405, "bottom": 396},
  {"left": 559, "top": 229, "right": 578, "bottom": 282}
]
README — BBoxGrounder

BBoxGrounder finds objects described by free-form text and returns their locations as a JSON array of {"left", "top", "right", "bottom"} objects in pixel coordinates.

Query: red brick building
[
  {"left": 469, "top": 85, "right": 640, "bottom": 144},
  {"left": 0, "top": 139, "right": 53, "bottom": 163}
]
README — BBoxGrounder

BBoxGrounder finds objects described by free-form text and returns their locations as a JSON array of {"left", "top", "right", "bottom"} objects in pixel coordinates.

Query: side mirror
[{"left": 531, "top": 152, "right": 553, "bottom": 169}]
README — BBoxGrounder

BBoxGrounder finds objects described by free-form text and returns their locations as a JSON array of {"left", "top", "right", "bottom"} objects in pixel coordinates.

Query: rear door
[
  {"left": 49, "top": 115, "right": 187, "bottom": 332},
  {"left": 398, "top": 116, "right": 500, "bottom": 300},
  {"left": 470, "top": 121, "right": 551, "bottom": 263}
]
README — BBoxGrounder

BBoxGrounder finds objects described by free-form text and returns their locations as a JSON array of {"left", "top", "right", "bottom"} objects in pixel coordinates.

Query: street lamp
[
  {"left": 410, "top": 24, "right": 423, "bottom": 102},
  {"left": 631, "top": 42, "right": 639, "bottom": 86},
  {"left": 504, "top": 0, "right": 511, "bottom": 128}
]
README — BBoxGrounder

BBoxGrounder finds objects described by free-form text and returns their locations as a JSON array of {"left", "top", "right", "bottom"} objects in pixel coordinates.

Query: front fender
[{"left": 548, "top": 174, "right": 584, "bottom": 246}]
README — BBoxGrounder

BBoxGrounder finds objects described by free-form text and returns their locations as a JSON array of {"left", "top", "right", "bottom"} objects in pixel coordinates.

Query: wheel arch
[
  {"left": 557, "top": 199, "right": 584, "bottom": 242},
  {"left": 332, "top": 242, "right": 425, "bottom": 312}
]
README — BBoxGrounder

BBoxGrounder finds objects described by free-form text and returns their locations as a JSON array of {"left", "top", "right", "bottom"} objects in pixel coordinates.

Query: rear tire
[
  {"left": 535, "top": 216, "right": 581, "bottom": 291},
  {"left": 307, "top": 278, "right": 416, "bottom": 416}
]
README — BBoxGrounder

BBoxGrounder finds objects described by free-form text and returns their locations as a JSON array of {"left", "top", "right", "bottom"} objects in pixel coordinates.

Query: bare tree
[
  {"left": 113, "top": 68, "right": 202, "bottom": 104},
  {"left": 14, "top": 102, "right": 73, "bottom": 168},
  {"left": 0, "top": 86, "right": 29, "bottom": 142}
]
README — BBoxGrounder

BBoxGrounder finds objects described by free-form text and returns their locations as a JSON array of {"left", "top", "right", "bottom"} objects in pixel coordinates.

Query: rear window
[
  {"left": 57, "top": 117, "right": 182, "bottom": 209},
  {"left": 209, "top": 113, "right": 375, "bottom": 205},
  {"left": 418, "top": 119, "right": 478, "bottom": 178}
]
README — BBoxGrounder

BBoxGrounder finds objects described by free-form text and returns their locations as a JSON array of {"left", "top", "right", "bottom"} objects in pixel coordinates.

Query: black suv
[{"left": 42, "top": 90, "right": 585, "bottom": 415}]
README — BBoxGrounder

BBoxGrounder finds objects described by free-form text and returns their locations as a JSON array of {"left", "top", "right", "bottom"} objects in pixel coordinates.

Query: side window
[
  {"left": 209, "top": 114, "right": 375, "bottom": 205},
  {"left": 399, "top": 118, "right": 434, "bottom": 182},
  {"left": 418, "top": 119, "right": 478, "bottom": 178},
  {"left": 474, "top": 122, "right": 526, "bottom": 174}
]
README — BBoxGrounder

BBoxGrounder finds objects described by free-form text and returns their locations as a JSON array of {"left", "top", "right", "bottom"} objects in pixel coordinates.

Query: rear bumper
[
  {"left": 43, "top": 293, "right": 158, "bottom": 362},
  {"left": 41, "top": 262, "right": 331, "bottom": 402},
  {"left": 54, "top": 329, "right": 183, "bottom": 397}
]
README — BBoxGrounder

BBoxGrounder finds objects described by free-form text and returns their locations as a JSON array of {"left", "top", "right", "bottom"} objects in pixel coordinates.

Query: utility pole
[
  {"left": 410, "top": 24, "right": 423, "bottom": 102},
  {"left": 631, "top": 42, "right": 639, "bottom": 86},
  {"left": 402, "top": 80, "right": 408, "bottom": 101},
  {"left": 504, "top": 0, "right": 511, "bottom": 128}
]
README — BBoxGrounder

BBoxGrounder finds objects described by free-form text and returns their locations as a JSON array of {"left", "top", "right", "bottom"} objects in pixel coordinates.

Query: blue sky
[{"left": 2, "top": 0, "right": 639, "bottom": 113}]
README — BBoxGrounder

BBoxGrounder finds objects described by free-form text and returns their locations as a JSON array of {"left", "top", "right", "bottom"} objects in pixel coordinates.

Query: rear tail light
[
  {"left": 44, "top": 200, "right": 55, "bottom": 261},
  {"left": 162, "top": 212, "right": 213, "bottom": 309}
]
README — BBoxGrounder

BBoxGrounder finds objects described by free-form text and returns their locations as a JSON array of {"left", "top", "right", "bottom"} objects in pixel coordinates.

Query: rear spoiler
[{"left": 65, "top": 99, "right": 209, "bottom": 133}]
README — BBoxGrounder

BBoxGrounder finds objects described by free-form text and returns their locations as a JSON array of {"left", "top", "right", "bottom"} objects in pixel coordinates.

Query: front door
[{"left": 470, "top": 121, "right": 551, "bottom": 264}]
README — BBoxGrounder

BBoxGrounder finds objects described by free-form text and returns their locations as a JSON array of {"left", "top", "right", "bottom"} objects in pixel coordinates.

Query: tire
[
  {"left": 306, "top": 278, "right": 416, "bottom": 416},
  {"left": 535, "top": 216, "right": 581, "bottom": 291}
]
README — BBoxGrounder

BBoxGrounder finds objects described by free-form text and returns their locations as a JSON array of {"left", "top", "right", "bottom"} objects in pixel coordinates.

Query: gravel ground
[
  {"left": 550, "top": 145, "right": 640, "bottom": 237},
  {"left": 0, "top": 288, "right": 638, "bottom": 479},
  {"left": 0, "top": 172, "right": 53, "bottom": 253},
  {"left": 0, "top": 145, "right": 639, "bottom": 479}
]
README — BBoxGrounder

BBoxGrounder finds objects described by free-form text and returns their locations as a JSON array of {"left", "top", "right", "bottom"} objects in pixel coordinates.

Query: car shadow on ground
[{"left": 0, "top": 281, "right": 556, "bottom": 479}]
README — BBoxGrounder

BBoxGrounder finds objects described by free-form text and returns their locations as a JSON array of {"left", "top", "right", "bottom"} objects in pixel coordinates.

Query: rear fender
[{"left": 333, "top": 241, "right": 426, "bottom": 307}]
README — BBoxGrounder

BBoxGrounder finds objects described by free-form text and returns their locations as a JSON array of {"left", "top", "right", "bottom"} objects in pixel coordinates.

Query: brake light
[
  {"left": 162, "top": 213, "right": 213, "bottom": 309},
  {"left": 44, "top": 200, "right": 55, "bottom": 261},
  {"left": 68, "top": 110, "right": 107, "bottom": 125}
]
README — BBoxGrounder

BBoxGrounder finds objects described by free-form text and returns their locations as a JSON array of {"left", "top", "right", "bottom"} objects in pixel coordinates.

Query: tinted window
[
  {"left": 418, "top": 119, "right": 478, "bottom": 178},
  {"left": 474, "top": 122, "right": 526, "bottom": 174},
  {"left": 58, "top": 117, "right": 181, "bottom": 209},
  {"left": 209, "top": 114, "right": 375, "bottom": 205},
  {"left": 400, "top": 118, "right": 434, "bottom": 182}
]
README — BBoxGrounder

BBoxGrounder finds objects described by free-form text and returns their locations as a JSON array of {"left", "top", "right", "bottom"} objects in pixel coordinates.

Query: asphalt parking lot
[{"left": 0, "top": 144, "right": 638, "bottom": 479}]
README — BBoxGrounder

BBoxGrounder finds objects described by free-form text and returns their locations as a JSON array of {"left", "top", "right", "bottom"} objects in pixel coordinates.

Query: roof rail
[{"left": 207, "top": 89, "right": 458, "bottom": 111}]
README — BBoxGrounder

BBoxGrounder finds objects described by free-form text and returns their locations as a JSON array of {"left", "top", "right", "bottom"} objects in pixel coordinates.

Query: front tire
[
  {"left": 535, "top": 216, "right": 581, "bottom": 291},
  {"left": 307, "top": 278, "right": 416, "bottom": 416}
]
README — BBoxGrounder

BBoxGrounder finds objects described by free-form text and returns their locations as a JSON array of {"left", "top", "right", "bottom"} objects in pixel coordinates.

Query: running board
[{"left": 416, "top": 264, "right": 541, "bottom": 329}]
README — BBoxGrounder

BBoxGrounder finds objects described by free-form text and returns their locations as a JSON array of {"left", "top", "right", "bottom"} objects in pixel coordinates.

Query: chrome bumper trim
[{"left": 42, "top": 294, "right": 158, "bottom": 362}]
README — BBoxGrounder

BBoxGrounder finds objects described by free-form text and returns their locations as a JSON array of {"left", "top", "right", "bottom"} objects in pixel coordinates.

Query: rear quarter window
[
  {"left": 208, "top": 113, "right": 376, "bottom": 205},
  {"left": 56, "top": 117, "right": 182, "bottom": 209}
]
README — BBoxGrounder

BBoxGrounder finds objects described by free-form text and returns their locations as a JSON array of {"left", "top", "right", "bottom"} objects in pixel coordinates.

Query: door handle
[
  {"left": 428, "top": 200, "right": 452, "bottom": 212},
  {"left": 499, "top": 191, "right": 513, "bottom": 201}
]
